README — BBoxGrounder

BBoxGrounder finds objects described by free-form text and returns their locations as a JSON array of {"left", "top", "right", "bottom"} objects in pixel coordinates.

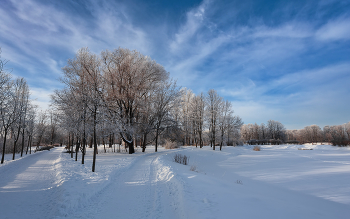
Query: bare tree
[
  {"left": 242, "top": 120, "right": 285, "bottom": 145},
  {"left": 218, "top": 100, "right": 233, "bottom": 150},
  {"left": 0, "top": 51, "right": 13, "bottom": 163},
  {"left": 101, "top": 48, "right": 168, "bottom": 154},
  {"left": 266, "top": 120, "right": 286, "bottom": 142},
  {"left": 10, "top": 78, "right": 29, "bottom": 160},
  {"left": 191, "top": 93, "right": 205, "bottom": 148},
  {"left": 226, "top": 115, "right": 243, "bottom": 146},
  {"left": 206, "top": 89, "right": 222, "bottom": 150},
  {"left": 35, "top": 110, "right": 48, "bottom": 149},
  {"left": 25, "top": 106, "right": 36, "bottom": 155},
  {"left": 179, "top": 88, "right": 194, "bottom": 146},
  {"left": 153, "top": 81, "right": 180, "bottom": 152}
]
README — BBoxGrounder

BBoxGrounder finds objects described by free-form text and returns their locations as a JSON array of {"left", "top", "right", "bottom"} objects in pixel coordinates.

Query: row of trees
[
  {"left": 241, "top": 119, "right": 350, "bottom": 147},
  {"left": 52, "top": 47, "right": 243, "bottom": 172},
  {"left": 286, "top": 123, "right": 350, "bottom": 146},
  {"left": 176, "top": 88, "right": 243, "bottom": 150},
  {"left": 240, "top": 120, "right": 286, "bottom": 144},
  {"left": 0, "top": 49, "right": 36, "bottom": 164}
]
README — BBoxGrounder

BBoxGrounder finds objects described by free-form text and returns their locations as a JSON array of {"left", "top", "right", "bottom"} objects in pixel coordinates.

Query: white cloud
[
  {"left": 226, "top": 63, "right": 350, "bottom": 129},
  {"left": 316, "top": 17, "right": 350, "bottom": 41},
  {"left": 30, "top": 87, "right": 54, "bottom": 111},
  {"left": 254, "top": 23, "right": 313, "bottom": 39},
  {"left": 272, "top": 63, "right": 350, "bottom": 88},
  {"left": 170, "top": 0, "right": 210, "bottom": 53},
  {"left": 1, "top": 0, "right": 349, "bottom": 129}
]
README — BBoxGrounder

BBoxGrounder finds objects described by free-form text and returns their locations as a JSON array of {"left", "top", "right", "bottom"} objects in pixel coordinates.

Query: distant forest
[{"left": 241, "top": 121, "right": 350, "bottom": 146}]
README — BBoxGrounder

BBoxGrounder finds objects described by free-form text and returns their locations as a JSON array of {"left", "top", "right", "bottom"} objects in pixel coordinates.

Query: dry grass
[
  {"left": 190, "top": 165, "right": 197, "bottom": 171},
  {"left": 174, "top": 154, "right": 189, "bottom": 165},
  {"left": 236, "top": 180, "right": 243, "bottom": 185},
  {"left": 164, "top": 140, "right": 179, "bottom": 149},
  {"left": 253, "top": 146, "right": 261, "bottom": 151}
]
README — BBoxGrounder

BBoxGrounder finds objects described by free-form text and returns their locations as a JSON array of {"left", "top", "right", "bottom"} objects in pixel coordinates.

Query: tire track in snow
[
  {"left": 73, "top": 150, "right": 187, "bottom": 219},
  {"left": 0, "top": 148, "right": 64, "bottom": 219}
]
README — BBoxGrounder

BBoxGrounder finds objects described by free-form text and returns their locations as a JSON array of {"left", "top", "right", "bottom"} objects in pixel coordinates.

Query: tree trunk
[
  {"left": 71, "top": 134, "right": 74, "bottom": 158},
  {"left": 1, "top": 130, "right": 8, "bottom": 164},
  {"left": 127, "top": 140, "right": 134, "bottom": 154},
  {"left": 29, "top": 136, "right": 32, "bottom": 154},
  {"left": 92, "top": 113, "right": 97, "bottom": 172},
  {"left": 26, "top": 135, "right": 30, "bottom": 155},
  {"left": 109, "top": 134, "right": 113, "bottom": 148},
  {"left": 82, "top": 108, "right": 86, "bottom": 164},
  {"left": 142, "top": 134, "right": 147, "bottom": 152},
  {"left": 82, "top": 130, "right": 86, "bottom": 164},
  {"left": 213, "top": 123, "right": 216, "bottom": 150},
  {"left": 102, "top": 137, "right": 106, "bottom": 153},
  {"left": 13, "top": 125, "right": 22, "bottom": 160},
  {"left": 155, "top": 129, "right": 159, "bottom": 152},
  {"left": 227, "top": 131, "right": 230, "bottom": 146},
  {"left": 75, "top": 137, "right": 79, "bottom": 161},
  {"left": 68, "top": 134, "right": 71, "bottom": 153},
  {"left": 220, "top": 129, "right": 224, "bottom": 151},
  {"left": 21, "top": 128, "right": 25, "bottom": 157}
]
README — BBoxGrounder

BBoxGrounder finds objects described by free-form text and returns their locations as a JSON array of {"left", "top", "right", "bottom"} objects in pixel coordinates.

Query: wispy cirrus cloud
[
  {"left": 0, "top": 0, "right": 349, "bottom": 128},
  {"left": 316, "top": 16, "right": 350, "bottom": 41},
  {"left": 163, "top": 0, "right": 350, "bottom": 129}
]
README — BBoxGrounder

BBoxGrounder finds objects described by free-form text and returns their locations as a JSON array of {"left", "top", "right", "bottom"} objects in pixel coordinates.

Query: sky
[{"left": 0, "top": 0, "right": 349, "bottom": 130}]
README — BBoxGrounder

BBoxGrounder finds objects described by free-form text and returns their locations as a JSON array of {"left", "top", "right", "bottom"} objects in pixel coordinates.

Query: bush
[
  {"left": 228, "top": 140, "right": 244, "bottom": 146},
  {"left": 285, "top": 140, "right": 300, "bottom": 144},
  {"left": 331, "top": 140, "right": 350, "bottom": 147},
  {"left": 36, "top": 146, "right": 54, "bottom": 152},
  {"left": 174, "top": 154, "right": 189, "bottom": 165},
  {"left": 164, "top": 140, "right": 180, "bottom": 149},
  {"left": 190, "top": 165, "right": 197, "bottom": 172},
  {"left": 253, "top": 146, "right": 261, "bottom": 151}
]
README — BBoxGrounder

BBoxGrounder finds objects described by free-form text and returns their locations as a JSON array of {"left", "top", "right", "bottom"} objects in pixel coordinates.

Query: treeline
[
  {"left": 51, "top": 48, "right": 243, "bottom": 172},
  {"left": 240, "top": 119, "right": 350, "bottom": 146},
  {"left": 286, "top": 123, "right": 350, "bottom": 146},
  {"left": 0, "top": 49, "right": 36, "bottom": 164},
  {"left": 240, "top": 120, "right": 286, "bottom": 145}
]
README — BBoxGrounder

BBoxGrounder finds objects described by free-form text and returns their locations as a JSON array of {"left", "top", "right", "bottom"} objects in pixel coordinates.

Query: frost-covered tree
[
  {"left": 242, "top": 120, "right": 286, "bottom": 144},
  {"left": 10, "top": 78, "right": 29, "bottom": 160},
  {"left": 34, "top": 111, "right": 48, "bottom": 149},
  {"left": 152, "top": 81, "right": 180, "bottom": 152},
  {"left": 218, "top": 100, "right": 232, "bottom": 150},
  {"left": 179, "top": 88, "right": 195, "bottom": 146},
  {"left": 101, "top": 48, "right": 169, "bottom": 154},
  {"left": 0, "top": 61, "right": 32, "bottom": 162},
  {"left": 206, "top": 89, "right": 222, "bottom": 150},
  {"left": 226, "top": 115, "right": 243, "bottom": 146},
  {"left": 53, "top": 47, "right": 103, "bottom": 171},
  {"left": 25, "top": 106, "right": 36, "bottom": 155},
  {"left": 0, "top": 62, "right": 14, "bottom": 163},
  {"left": 191, "top": 93, "right": 206, "bottom": 148},
  {"left": 266, "top": 120, "right": 286, "bottom": 141}
]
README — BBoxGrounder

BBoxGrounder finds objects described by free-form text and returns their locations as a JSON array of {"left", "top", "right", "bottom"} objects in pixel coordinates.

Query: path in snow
[
  {"left": 0, "top": 149, "right": 63, "bottom": 219},
  {"left": 70, "top": 150, "right": 189, "bottom": 219}
]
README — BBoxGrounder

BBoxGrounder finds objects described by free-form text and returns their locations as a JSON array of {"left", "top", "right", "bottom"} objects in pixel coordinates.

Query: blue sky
[{"left": 1, "top": 0, "right": 349, "bottom": 130}]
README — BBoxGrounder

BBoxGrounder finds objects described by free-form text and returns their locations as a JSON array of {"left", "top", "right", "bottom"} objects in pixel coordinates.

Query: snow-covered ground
[{"left": 1, "top": 144, "right": 350, "bottom": 219}]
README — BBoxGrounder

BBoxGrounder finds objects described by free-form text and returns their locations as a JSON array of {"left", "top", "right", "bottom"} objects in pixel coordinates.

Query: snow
[{"left": 1, "top": 144, "right": 350, "bottom": 218}]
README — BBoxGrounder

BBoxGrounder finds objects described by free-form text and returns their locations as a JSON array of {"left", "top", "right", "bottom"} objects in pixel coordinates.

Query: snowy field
[{"left": 0, "top": 144, "right": 350, "bottom": 219}]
